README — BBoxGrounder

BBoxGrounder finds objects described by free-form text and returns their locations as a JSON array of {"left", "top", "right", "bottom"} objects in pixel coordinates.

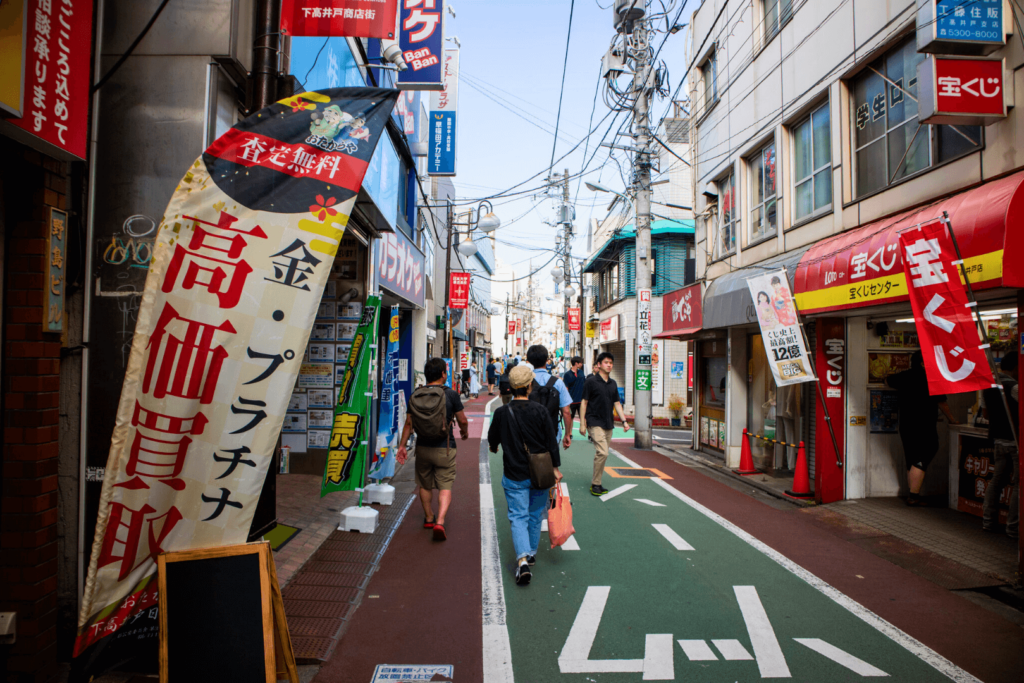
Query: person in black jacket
[
  {"left": 488, "top": 365, "right": 562, "bottom": 586},
  {"left": 982, "top": 354, "right": 1019, "bottom": 539},
  {"left": 562, "top": 356, "right": 586, "bottom": 424}
]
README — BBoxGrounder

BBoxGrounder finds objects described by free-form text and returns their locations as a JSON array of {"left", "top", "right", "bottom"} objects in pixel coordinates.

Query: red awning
[{"left": 794, "top": 171, "right": 1024, "bottom": 315}]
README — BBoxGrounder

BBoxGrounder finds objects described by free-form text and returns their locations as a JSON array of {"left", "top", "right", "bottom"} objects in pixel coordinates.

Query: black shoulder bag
[{"left": 505, "top": 403, "right": 555, "bottom": 490}]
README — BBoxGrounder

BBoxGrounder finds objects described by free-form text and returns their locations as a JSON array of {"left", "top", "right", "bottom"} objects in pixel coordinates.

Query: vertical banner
[
  {"left": 568, "top": 307, "right": 581, "bottom": 331},
  {"left": 507, "top": 319, "right": 516, "bottom": 337},
  {"left": 10, "top": 0, "right": 93, "bottom": 159},
  {"left": 637, "top": 289, "right": 652, "bottom": 364},
  {"left": 443, "top": 357, "right": 454, "bottom": 388},
  {"left": 74, "top": 89, "right": 398, "bottom": 660},
  {"left": 816, "top": 319, "right": 846, "bottom": 504},
  {"left": 324, "top": 296, "right": 381, "bottom": 494},
  {"left": 281, "top": 0, "right": 399, "bottom": 38},
  {"left": 898, "top": 220, "right": 995, "bottom": 395},
  {"left": 428, "top": 48, "right": 458, "bottom": 175},
  {"left": 746, "top": 270, "right": 816, "bottom": 386},
  {"left": 369, "top": 305, "right": 400, "bottom": 480},
  {"left": 397, "top": 0, "right": 444, "bottom": 90},
  {"left": 651, "top": 339, "right": 663, "bottom": 405},
  {"left": 449, "top": 272, "right": 470, "bottom": 308}
]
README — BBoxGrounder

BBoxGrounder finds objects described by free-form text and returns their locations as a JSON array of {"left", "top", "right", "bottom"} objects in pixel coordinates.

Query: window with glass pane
[
  {"left": 852, "top": 37, "right": 981, "bottom": 199},
  {"left": 750, "top": 142, "right": 777, "bottom": 241},
  {"left": 718, "top": 172, "right": 736, "bottom": 257},
  {"left": 763, "top": 0, "right": 792, "bottom": 39},
  {"left": 702, "top": 52, "right": 717, "bottom": 108},
  {"left": 793, "top": 103, "right": 832, "bottom": 221}
]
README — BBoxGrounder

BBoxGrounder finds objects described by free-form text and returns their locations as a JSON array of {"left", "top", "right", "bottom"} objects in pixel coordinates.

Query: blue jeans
[{"left": 502, "top": 476, "right": 548, "bottom": 561}]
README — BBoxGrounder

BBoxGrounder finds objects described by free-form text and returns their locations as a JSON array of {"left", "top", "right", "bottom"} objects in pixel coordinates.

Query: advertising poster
[
  {"left": 700, "top": 416, "right": 710, "bottom": 445},
  {"left": 709, "top": 419, "right": 719, "bottom": 448},
  {"left": 718, "top": 421, "right": 726, "bottom": 450},
  {"left": 339, "top": 302, "right": 362, "bottom": 319},
  {"left": 958, "top": 435, "right": 1012, "bottom": 521},
  {"left": 307, "top": 388, "right": 333, "bottom": 409},
  {"left": 746, "top": 270, "right": 815, "bottom": 386},
  {"left": 312, "top": 322, "right": 335, "bottom": 340},
  {"left": 671, "top": 361, "right": 685, "bottom": 380},
  {"left": 449, "top": 272, "right": 470, "bottom": 308},
  {"left": 299, "top": 362, "right": 335, "bottom": 388},
  {"left": 288, "top": 392, "right": 308, "bottom": 412},
  {"left": 651, "top": 339, "right": 663, "bottom": 405},
  {"left": 337, "top": 321, "right": 358, "bottom": 340},
  {"left": 283, "top": 413, "right": 308, "bottom": 433},
  {"left": 308, "top": 430, "right": 331, "bottom": 449},
  {"left": 75, "top": 89, "right": 398, "bottom": 660},
  {"left": 308, "top": 409, "right": 333, "bottom": 429},
  {"left": 869, "top": 390, "right": 899, "bottom": 434},
  {"left": 308, "top": 343, "right": 336, "bottom": 363},
  {"left": 322, "top": 296, "right": 380, "bottom": 495},
  {"left": 317, "top": 301, "right": 337, "bottom": 319},
  {"left": 868, "top": 352, "right": 912, "bottom": 385}
]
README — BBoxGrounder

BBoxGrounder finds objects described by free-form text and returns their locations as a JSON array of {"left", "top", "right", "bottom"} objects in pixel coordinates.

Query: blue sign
[
  {"left": 428, "top": 111, "right": 457, "bottom": 175},
  {"left": 398, "top": 0, "right": 444, "bottom": 90},
  {"left": 935, "top": 0, "right": 1003, "bottom": 43}
]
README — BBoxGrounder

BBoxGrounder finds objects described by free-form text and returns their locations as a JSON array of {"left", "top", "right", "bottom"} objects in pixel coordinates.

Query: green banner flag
[{"left": 322, "top": 295, "right": 381, "bottom": 496}]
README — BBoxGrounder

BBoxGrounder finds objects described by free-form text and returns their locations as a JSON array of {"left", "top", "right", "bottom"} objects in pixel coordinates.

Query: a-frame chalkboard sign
[{"left": 158, "top": 542, "right": 298, "bottom": 683}]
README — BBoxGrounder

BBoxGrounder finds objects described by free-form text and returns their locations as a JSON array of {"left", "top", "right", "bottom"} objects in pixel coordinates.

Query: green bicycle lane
[{"left": 479, "top": 408, "right": 976, "bottom": 682}]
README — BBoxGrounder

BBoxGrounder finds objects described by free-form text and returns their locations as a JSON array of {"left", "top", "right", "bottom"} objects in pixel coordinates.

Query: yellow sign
[
  {"left": 585, "top": 321, "right": 597, "bottom": 339},
  {"left": 795, "top": 249, "right": 1002, "bottom": 313},
  {"left": 849, "top": 416, "right": 867, "bottom": 427},
  {"left": 0, "top": 0, "right": 26, "bottom": 117}
]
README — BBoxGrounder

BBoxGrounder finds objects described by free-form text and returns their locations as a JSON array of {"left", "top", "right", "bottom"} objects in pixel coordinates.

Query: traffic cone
[
  {"left": 785, "top": 441, "right": 814, "bottom": 499},
  {"left": 733, "top": 428, "right": 759, "bottom": 476}
]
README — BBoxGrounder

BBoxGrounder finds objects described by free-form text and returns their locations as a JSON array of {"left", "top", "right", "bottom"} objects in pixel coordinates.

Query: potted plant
[{"left": 668, "top": 395, "right": 684, "bottom": 427}]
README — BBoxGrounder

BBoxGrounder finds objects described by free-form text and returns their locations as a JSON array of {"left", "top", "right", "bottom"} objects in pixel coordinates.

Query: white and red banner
[
  {"left": 449, "top": 272, "right": 470, "bottom": 308},
  {"left": 507, "top": 319, "right": 516, "bottom": 336},
  {"left": 567, "top": 307, "right": 580, "bottom": 332},
  {"left": 281, "top": 0, "right": 398, "bottom": 38},
  {"left": 899, "top": 220, "right": 994, "bottom": 395}
]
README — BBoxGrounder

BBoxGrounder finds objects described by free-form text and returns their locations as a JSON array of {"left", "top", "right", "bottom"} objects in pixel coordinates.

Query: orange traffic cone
[
  {"left": 733, "top": 428, "right": 759, "bottom": 476},
  {"left": 785, "top": 441, "right": 814, "bottom": 499}
]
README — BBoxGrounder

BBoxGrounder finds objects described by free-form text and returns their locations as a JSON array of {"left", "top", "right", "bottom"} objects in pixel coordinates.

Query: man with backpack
[
  {"left": 396, "top": 358, "right": 468, "bottom": 541},
  {"left": 562, "top": 356, "right": 586, "bottom": 426},
  {"left": 526, "top": 345, "right": 573, "bottom": 450}
]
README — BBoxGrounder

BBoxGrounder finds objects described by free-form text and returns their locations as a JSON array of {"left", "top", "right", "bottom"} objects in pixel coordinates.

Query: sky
[{"left": 441, "top": 0, "right": 694, "bottom": 312}]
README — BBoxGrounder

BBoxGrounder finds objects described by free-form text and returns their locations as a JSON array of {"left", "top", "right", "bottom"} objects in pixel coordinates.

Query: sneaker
[
  {"left": 526, "top": 555, "right": 536, "bottom": 566},
  {"left": 515, "top": 561, "right": 532, "bottom": 586},
  {"left": 591, "top": 485, "right": 607, "bottom": 496}
]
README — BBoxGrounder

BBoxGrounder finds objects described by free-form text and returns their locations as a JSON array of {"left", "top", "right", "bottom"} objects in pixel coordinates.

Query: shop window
[
  {"left": 748, "top": 335, "right": 804, "bottom": 470},
  {"left": 701, "top": 50, "right": 718, "bottom": 110},
  {"left": 749, "top": 141, "right": 777, "bottom": 242},
  {"left": 717, "top": 171, "right": 737, "bottom": 258},
  {"left": 793, "top": 102, "right": 832, "bottom": 221},
  {"left": 763, "top": 0, "right": 793, "bottom": 42},
  {"left": 852, "top": 37, "right": 981, "bottom": 200},
  {"left": 702, "top": 357, "right": 728, "bottom": 408}
]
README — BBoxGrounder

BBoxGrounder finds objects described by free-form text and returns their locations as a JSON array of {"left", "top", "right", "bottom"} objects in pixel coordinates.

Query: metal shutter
[{"left": 803, "top": 323, "right": 816, "bottom": 488}]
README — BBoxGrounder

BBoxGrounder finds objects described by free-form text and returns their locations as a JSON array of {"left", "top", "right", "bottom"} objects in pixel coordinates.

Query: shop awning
[
  {"left": 583, "top": 219, "right": 695, "bottom": 273},
  {"left": 794, "top": 171, "right": 1024, "bottom": 315},
  {"left": 453, "top": 329, "right": 468, "bottom": 341},
  {"left": 703, "top": 248, "right": 809, "bottom": 330}
]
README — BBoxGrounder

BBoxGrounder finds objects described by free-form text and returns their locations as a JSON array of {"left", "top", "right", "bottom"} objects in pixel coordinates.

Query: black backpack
[
  {"left": 498, "top": 370, "right": 512, "bottom": 396},
  {"left": 529, "top": 376, "right": 561, "bottom": 426}
]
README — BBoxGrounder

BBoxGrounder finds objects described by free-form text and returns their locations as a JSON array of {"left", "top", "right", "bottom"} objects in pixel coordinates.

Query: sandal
[
  {"left": 432, "top": 523, "right": 447, "bottom": 541},
  {"left": 424, "top": 517, "right": 435, "bottom": 529}
]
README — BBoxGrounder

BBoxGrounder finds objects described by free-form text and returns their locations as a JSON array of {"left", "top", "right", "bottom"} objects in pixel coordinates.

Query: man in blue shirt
[{"left": 527, "top": 345, "right": 573, "bottom": 450}]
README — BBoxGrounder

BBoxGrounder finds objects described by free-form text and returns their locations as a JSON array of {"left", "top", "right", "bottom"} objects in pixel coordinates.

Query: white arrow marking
[
  {"left": 794, "top": 639, "right": 889, "bottom": 677},
  {"left": 601, "top": 483, "right": 638, "bottom": 501},
  {"left": 652, "top": 524, "right": 695, "bottom": 550},
  {"left": 635, "top": 498, "right": 666, "bottom": 507},
  {"left": 678, "top": 640, "right": 717, "bottom": 661},
  {"left": 559, "top": 586, "right": 673, "bottom": 679},
  {"left": 561, "top": 534, "right": 581, "bottom": 550},
  {"left": 713, "top": 639, "right": 754, "bottom": 661},
  {"left": 734, "top": 586, "right": 791, "bottom": 678}
]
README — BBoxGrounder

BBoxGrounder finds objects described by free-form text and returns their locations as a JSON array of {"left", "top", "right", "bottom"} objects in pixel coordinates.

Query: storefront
[{"left": 793, "top": 171, "right": 1024, "bottom": 515}]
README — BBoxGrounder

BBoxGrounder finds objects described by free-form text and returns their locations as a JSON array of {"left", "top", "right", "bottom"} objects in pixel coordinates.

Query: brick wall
[{"left": 1, "top": 140, "right": 67, "bottom": 683}]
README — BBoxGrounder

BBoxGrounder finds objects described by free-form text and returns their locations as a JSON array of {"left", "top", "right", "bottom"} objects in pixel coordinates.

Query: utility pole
[
  {"left": 631, "top": 13, "right": 654, "bottom": 450},
  {"left": 562, "top": 169, "right": 572, "bottom": 358},
  {"left": 443, "top": 200, "right": 454, "bottom": 359}
]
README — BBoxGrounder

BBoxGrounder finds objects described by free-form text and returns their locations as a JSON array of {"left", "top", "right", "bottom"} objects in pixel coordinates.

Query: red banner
[
  {"left": 567, "top": 307, "right": 581, "bottom": 331},
  {"left": 449, "top": 272, "right": 470, "bottom": 309},
  {"left": 507, "top": 319, "right": 516, "bottom": 336},
  {"left": 281, "top": 0, "right": 398, "bottom": 38},
  {"left": 899, "top": 220, "right": 994, "bottom": 395},
  {"left": 10, "top": 0, "right": 94, "bottom": 159}
]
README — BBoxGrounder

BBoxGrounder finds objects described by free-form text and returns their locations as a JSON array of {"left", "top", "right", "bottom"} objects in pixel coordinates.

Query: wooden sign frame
[{"left": 158, "top": 542, "right": 298, "bottom": 683}]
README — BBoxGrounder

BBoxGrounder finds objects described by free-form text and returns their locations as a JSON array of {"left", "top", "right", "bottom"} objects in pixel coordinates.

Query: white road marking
[
  {"left": 635, "top": 498, "right": 666, "bottom": 507},
  {"left": 608, "top": 449, "right": 981, "bottom": 683},
  {"left": 480, "top": 397, "right": 514, "bottom": 683},
  {"left": 734, "top": 586, "right": 791, "bottom": 678},
  {"left": 600, "top": 483, "right": 638, "bottom": 501},
  {"left": 794, "top": 639, "right": 889, "bottom": 677},
  {"left": 652, "top": 524, "right": 695, "bottom": 551},
  {"left": 541, "top": 518, "right": 548, "bottom": 532},
  {"left": 654, "top": 435, "right": 690, "bottom": 441},
  {"left": 713, "top": 639, "right": 754, "bottom": 661},
  {"left": 561, "top": 535, "right": 581, "bottom": 551},
  {"left": 642, "top": 634, "right": 675, "bottom": 680},
  {"left": 678, "top": 640, "right": 717, "bottom": 661}
]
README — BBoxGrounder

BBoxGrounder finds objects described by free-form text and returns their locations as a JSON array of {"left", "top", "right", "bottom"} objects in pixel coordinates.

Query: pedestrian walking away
[
  {"left": 397, "top": 357, "right": 468, "bottom": 541},
  {"left": 886, "top": 350, "right": 958, "bottom": 506},
  {"left": 579, "top": 351, "right": 630, "bottom": 496},
  {"left": 562, "top": 356, "right": 586, "bottom": 424},
  {"left": 488, "top": 364, "right": 563, "bottom": 586},
  {"left": 982, "top": 354, "right": 1020, "bottom": 539},
  {"left": 468, "top": 363, "right": 482, "bottom": 398},
  {"left": 526, "top": 344, "right": 573, "bottom": 450},
  {"left": 486, "top": 356, "right": 498, "bottom": 395}
]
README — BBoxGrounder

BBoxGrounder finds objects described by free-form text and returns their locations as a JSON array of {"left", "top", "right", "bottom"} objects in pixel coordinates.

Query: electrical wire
[
  {"left": 92, "top": 0, "right": 173, "bottom": 94},
  {"left": 549, "top": 0, "right": 577, "bottom": 175}
]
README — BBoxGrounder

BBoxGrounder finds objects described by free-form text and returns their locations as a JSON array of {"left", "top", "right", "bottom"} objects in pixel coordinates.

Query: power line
[{"left": 549, "top": 0, "right": 577, "bottom": 175}]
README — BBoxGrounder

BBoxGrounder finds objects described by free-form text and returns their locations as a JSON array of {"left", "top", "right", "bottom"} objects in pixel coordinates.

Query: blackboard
[{"left": 159, "top": 544, "right": 275, "bottom": 683}]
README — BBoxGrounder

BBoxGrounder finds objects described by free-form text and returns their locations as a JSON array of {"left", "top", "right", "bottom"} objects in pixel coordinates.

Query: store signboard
[
  {"left": 397, "top": 0, "right": 444, "bottom": 90},
  {"left": 957, "top": 434, "right": 1012, "bottom": 521},
  {"left": 898, "top": 220, "right": 994, "bottom": 395},
  {"left": 746, "top": 270, "right": 815, "bottom": 386},
  {"left": 281, "top": 0, "right": 399, "bottom": 38},
  {"left": 375, "top": 227, "right": 425, "bottom": 307},
  {"left": 449, "top": 272, "right": 470, "bottom": 308},
  {"left": 8, "top": 0, "right": 93, "bottom": 159},
  {"left": 599, "top": 315, "right": 619, "bottom": 344},
  {"left": 586, "top": 321, "right": 597, "bottom": 339},
  {"left": 428, "top": 49, "right": 458, "bottom": 175},
  {"left": 919, "top": 56, "right": 1007, "bottom": 126},
  {"left": 918, "top": 0, "right": 1006, "bottom": 55},
  {"left": 815, "top": 318, "right": 845, "bottom": 504},
  {"left": 661, "top": 283, "right": 702, "bottom": 336},
  {"left": 46, "top": 207, "right": 68, "bottom": 332},
  {"left": 0, "top": 0, "right": 26, "bottom": 117}
]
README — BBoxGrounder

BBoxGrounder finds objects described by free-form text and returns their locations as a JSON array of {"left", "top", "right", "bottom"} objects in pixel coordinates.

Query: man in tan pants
[{"left": 579, "top": 352, "right": 630, "bottom": 496}]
